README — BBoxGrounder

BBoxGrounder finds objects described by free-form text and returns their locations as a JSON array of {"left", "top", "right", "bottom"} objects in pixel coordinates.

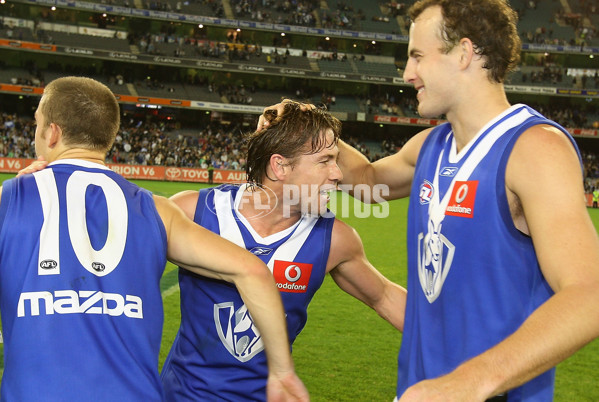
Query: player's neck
[
  {"left": 242, "top": 212, "right": 301, "bottom": 238},
  {"left": 238, "top": 185, "right": 302, "bottom": 237},
  {"left": 447, "top": 88, "right": 511, "bottom": 153},
  {"left": 50, "top": 148, "right": 107, "bottom": 165}
]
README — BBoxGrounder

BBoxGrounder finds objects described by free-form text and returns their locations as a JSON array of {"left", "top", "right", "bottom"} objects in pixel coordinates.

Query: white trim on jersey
[
  {"left": 213, "top": 185, "right": 319, "bottom": 273},
  {"left": 33, "top": 169, "right": 61, "bottom": 276},
  {"left": 48, "top": 159, "right": 112, "bottom": 170}
]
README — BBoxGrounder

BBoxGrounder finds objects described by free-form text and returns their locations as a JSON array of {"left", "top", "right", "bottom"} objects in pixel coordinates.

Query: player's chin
[
  {"left": 313, "top": 203, "right": 331, "bottom": 217},
  {"left": 417, "top": 103, "right": 443, "bottom": 120}
]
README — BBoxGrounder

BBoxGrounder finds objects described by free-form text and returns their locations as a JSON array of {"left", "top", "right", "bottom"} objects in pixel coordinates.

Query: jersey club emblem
[
  {"left": 417, "top": 220, "right": 455, "bottom": 303},
  {"left": 214, "top": 302, "right": 264, "bottom": 362}
]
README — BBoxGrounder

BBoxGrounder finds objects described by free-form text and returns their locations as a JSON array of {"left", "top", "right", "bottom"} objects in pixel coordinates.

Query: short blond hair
[{"left": 39, "top": 76, "right": 120, "bottom": 151}]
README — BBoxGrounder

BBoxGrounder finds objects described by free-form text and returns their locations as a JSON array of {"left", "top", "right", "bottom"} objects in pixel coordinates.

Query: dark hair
[
  {"left": 409, "top": 0, "right": 521, "bottom": 83},
  {"left": 245, "top": 102, "right": 341, "bottom": 185},
  {"left": 39, "top": 76, "right": 120, "bottom": 151}
]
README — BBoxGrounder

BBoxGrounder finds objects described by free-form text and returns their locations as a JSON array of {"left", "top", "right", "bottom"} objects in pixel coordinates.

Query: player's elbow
[{"left": 235, "top": 255, "right": 272, "bottom": 284}]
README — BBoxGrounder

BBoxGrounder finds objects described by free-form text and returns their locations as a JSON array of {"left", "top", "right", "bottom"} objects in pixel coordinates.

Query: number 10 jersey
[{"left": 0, "top": 160, "right": 167, "bottom": 401}]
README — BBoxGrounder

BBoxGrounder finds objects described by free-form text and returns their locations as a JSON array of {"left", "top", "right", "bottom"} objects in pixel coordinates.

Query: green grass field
[{"left": 1, "top": 173, "right": 598, "bottom": 401}]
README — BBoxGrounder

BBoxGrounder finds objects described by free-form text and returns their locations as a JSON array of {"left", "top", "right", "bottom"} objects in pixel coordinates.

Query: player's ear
[
  {"left": 457, "top": 37, "right": 474, "bottom": 69},
  {"left": 47, "top": 122, "right": 62, "bottom": 149},
  {"left": 269, "top": 154, "right": 290, "bottom": 180}
]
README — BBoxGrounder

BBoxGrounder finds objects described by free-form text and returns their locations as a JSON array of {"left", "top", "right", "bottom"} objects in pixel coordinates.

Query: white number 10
[{"left": 33, "top": 169, "right": 128, "bottom": 277}]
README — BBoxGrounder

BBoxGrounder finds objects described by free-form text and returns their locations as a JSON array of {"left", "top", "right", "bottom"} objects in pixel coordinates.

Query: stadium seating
[{"left": 0, "top": 0, "right": 597, "bottom": 132}]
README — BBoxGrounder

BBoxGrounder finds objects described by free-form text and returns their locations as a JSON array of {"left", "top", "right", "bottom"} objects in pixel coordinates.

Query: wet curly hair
[{"left": 245, "top": 102, "right": 341, "bottom": 185}]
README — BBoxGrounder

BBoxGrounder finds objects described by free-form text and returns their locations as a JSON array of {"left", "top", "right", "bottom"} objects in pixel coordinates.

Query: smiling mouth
[
  {"left": 320, "top": 186, "right": 337, "bottom": 194},
  {"left": 319, "top": 187, "right": 336, "bottom": 201}
]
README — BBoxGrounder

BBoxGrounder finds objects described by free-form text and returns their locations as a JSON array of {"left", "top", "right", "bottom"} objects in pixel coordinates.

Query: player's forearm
[
  {"left": 374, "top": 282, "right": 407, "bottom": 332},
  {"left": 234, "top": 266, "right": 295, "bottom": 374},
  {"left": 338, "top": 139, "right": 376, "bottom": 199},
  {"left": 449, "top": 282, "right": 599, "bottom": 398},
  {"left": 337, "top": 139, "right": 414, "bottom": 202}
]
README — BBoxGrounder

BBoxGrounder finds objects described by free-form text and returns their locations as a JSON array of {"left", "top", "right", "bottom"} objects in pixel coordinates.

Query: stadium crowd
[
  {"left": 231, "top": 0, "right": 319, "bottom": 27},
  {"left": 0, "top": 110, "right": 397, "bottom": 168},
  {"left": 2, "top": 111, "right": 598, "bottom": 192},
  {"left": 0, "top": 111, "right": 248, "bottom": 170},
  {"left": 370, "top": 90, "right": 599, "bottom": 131}
]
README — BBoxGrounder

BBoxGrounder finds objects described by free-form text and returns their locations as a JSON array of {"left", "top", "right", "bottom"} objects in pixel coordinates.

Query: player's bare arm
[
  {"left": 400, "top": 125, "right": 599, "bottom": 401},
  {"left": 337, "top": 128, "right": 431, "bottom": 203},
  {"left": 481, "top": 124, "right": 599, "bottom": 393},
  {"left": 153, "top": 195, "right": 310, "bottom": 401},
  {"left": 327, "top": 219, "right": 407, "bottom": 332}
]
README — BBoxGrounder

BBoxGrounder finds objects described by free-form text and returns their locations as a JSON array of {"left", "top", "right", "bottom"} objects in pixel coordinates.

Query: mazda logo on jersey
[
  {"left": 445, "top": 181, "right": 478, "bottom": 218},
  {"left": 273, "top": 261, "right": 313, "bottom": 293}
]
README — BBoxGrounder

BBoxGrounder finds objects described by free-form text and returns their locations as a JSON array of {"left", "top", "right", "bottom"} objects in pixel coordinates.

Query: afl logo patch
[
  {"left": 40, "top": 259, "right": 57, "bottom": 269},
  {"left": 419, "top": 180, "right": 434, "bottom": 205},
  {"left": 92, "top": 262, "right": 106, "bottom": 272}
]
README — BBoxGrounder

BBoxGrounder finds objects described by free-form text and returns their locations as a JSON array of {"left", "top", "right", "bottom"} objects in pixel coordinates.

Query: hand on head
[{"left": 257, "top": 99, "right": 316, "bottom": 131}]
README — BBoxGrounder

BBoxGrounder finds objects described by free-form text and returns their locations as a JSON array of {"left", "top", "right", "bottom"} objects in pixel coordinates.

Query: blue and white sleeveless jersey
[
  {"left": 398, "top": 105, "right": 581, "bottom": 401},
  {"left": 161, "top": 184, "right": 334, "bottom": 401},
  {"left": 0, "top": 160, "right": 167, "bottom": 401}
]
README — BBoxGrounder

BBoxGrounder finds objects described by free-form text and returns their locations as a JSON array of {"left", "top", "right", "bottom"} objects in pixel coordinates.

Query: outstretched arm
[
  {"left": 327, "top": 219, "right": 406, "bottom": 331},
  {"left": 154, "top": 195, "right": 309, "bottom": 401},
  {"left": 257, "top": 99, "right": 428, "bottom": 202},
  {"left": 337, "top": 136, "right": 424, "bottom": 202}
]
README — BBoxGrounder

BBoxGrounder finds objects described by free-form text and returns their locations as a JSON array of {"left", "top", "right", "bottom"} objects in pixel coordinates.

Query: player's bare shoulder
[
  {"left": 326, "top": 218, "right": 364, "bottom": 273},
  {"left": 505, "top": 124, "right": 581, "bottom": 234},
  {"left": 169, "top": 190, "right": 200, "bottom": 219},
  {"left": 507, "top": 124, "right": 580, "bottom": 189},
  {"left": 152, "top": 194, "right": 173, "bottom": 222}
]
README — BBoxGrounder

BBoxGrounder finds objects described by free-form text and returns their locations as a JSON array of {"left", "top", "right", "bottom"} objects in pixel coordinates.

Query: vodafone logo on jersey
[
  {"left": 445, "top": 180, "right": 478, "bottom": 218},
  {"left": 273, "top": 261, "right": 313, "bottom": 293}
]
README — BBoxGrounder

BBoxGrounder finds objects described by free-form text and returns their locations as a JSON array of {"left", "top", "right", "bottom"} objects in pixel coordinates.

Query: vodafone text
[{"left": 276, "top": 283, "right": 307, "bottom": 291}]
